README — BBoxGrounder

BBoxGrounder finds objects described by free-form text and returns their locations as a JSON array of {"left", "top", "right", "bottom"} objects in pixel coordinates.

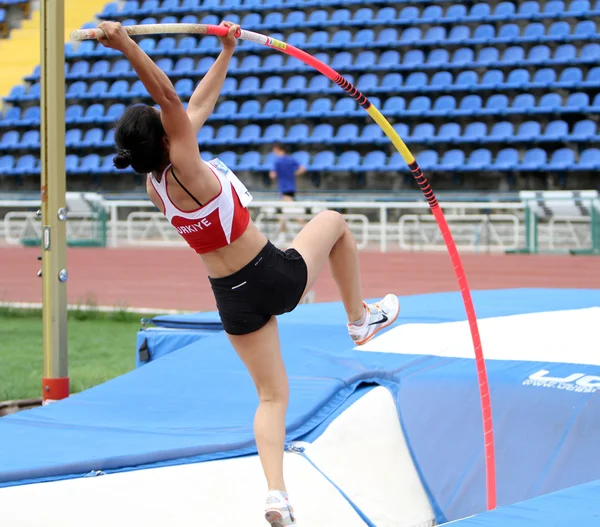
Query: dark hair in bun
[{"left": 113, "top": 103, "right": 168, "bottom": 174}]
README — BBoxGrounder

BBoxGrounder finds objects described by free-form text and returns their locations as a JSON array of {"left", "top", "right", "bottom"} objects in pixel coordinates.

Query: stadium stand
[{"left": 0, "top": 0, "right": 599, "bottom": 191}]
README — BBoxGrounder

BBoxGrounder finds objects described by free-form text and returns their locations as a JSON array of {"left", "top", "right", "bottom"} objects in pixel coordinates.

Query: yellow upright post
[{"left": 40, "top": 0, "right": 68, "bottom": 403}]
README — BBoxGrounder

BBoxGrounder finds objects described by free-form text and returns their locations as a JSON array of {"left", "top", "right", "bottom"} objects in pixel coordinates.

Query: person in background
[{"left": 269, "top": 143, "right": 307, "bottom": 243}]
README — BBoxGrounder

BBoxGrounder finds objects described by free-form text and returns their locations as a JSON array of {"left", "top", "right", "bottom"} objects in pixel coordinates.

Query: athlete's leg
[
  {"left": 227, "top": 316, "right": 288, "bottom": 492},
  {"left": 290, "top": 210, "right": 400, "bottom": 345},
  {"left": 290, "top": 210, "right": 364, "bottom": 323}
]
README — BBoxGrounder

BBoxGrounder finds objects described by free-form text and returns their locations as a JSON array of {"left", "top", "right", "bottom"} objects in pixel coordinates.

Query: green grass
[{"left": 1, "top": 307, "right": 152, "bottom": 401}]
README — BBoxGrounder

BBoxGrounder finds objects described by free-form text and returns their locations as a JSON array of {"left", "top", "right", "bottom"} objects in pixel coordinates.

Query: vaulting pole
[{"left": 40, "top": 0, "right": 69, "bottom": 403}]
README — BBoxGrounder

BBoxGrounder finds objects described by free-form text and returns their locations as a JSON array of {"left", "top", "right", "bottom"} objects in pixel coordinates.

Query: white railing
[{"left": 1, "top": 198, "right": 528, "bottom": 252}]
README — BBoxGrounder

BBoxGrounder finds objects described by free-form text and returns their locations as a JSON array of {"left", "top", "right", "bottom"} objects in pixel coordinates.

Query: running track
[{"left": 2, "top": 247, "right": 599, "bottom": 311}]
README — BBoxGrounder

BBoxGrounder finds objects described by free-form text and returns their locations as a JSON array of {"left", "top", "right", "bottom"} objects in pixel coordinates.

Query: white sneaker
[
  {"left": 347, "top": 294, "right": 400, "bottom": 346},
  {"left": 265, "top": 490, "right": 296, "bottom": 526}
]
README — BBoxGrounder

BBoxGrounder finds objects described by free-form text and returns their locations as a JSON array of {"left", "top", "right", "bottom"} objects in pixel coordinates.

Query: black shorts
[
  {"left": 282, "top": 191, "right": 295, "bottom": 199},
  {"left": 209, "top": 241, "right": 308, "bottom": 335}
]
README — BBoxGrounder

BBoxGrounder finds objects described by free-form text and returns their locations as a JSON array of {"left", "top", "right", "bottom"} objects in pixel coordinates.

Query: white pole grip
[{"left": 70, "top": 23, "right": 228, "bottom": 41}]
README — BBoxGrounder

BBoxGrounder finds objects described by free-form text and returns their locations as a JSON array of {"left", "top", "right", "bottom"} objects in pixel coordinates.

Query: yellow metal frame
[{"left": 40, "top": 0, "right": 68, "bottom": 397}]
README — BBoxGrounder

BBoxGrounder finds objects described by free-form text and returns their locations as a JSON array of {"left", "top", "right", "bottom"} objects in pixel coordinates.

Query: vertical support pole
[{"left": 40, "top": 0, "right": 68, "bottom": 404}]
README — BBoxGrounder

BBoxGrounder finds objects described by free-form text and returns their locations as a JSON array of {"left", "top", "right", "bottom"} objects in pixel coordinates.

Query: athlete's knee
[
  {"left": 257, "top": 382, "right": 289, "bottom": 405},
  {"left": 316, "top": 210, "right": 347, "bottom": 236}
]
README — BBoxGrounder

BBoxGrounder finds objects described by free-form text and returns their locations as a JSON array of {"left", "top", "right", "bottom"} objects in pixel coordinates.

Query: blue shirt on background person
[{"left": 270, "top": 143, "right": 306, "bottom": 199}]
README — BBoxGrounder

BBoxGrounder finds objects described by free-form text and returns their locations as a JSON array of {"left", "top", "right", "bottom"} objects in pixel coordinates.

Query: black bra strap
[{"left": 170, "top": 167, "right": 203, "bottom": 207}]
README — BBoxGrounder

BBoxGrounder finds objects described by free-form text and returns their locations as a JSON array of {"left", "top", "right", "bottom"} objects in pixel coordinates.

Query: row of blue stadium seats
[
  {"left": 25, "top": 43, "right": 600, "bottom": 85},
  {"left": 102, "top": 2, "right": 600, "bottom": 28},
  {"left": 8, "top": 67, "right": 600, "bottom": 104},
  {"left": 2, "top": 119, "right": 598, "bottom": 152},
  {"left": 3, "top": 92, "right": 599, "bottom": 130},
  {"left": 34, "top": 44, "right": 600, "bottom": 84},
  {"left": 65, "top": 22, "right": 600, "bottom": 60},
  {"left": 2, "top": 148, "right": 599, "bottom": 177},
  {"left": 100, "top": 0, "right": 600, "bottom": 18}
]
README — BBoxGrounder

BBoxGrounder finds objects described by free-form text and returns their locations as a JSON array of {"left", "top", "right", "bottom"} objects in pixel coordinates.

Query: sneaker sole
[
  {"left": 265, "top": 509, "right": 294, "bottom": 526},
  {"left": 354, "top": 299, "right": 400, "bottom": 346}
]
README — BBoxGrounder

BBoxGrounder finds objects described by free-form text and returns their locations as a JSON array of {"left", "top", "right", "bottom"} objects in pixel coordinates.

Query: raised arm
[
  {"left": 187, "top": 21, "right": 239, "bottom": 134},
  {"left": 97, "top": 22, "right": 201, "bottom": 174}
]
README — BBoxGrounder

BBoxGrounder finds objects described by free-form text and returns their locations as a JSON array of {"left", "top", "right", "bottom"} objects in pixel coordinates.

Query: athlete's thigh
[
  {"left": 289, "top": 210, "right": 345, "bottom": 295},
  {"left": 226, "top": 316, "right": 288, "bottom": 400}
]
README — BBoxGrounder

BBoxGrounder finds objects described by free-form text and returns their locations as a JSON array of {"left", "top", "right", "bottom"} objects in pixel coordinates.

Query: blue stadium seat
[
  {"left": 569, "top": 0, "right": 591, "bottom": 14},
  {"left": 437, "top": 122, "right": 461, "bottom": 142},
  {"left": 308, "top": 9, "right": 328, "bottom": 24},
  {"left": 581, "top": 43, "right": 600, "bottom": 62},
  {"left": 262, "top": 99, "right": 284, "bottom": 118},
  {"left": 382, "top": 96, "right": 405, "bottom": 115},
  {"left": 565, "top": 92, "right": 589, "bottom": 110},
  {"left": 21, "top": 106, "right": 40, "bottom": 125},
  {"left": 0, "top": 107, "right": 21, "bottom": 126},
  {"left": 287, "top": 124, "right": 309, "bottom": 143},
  {"left": 376, "top": 7, "right": 397, "bottom": 22},
  {"left": 557, "top": 67, "right": 583, "bottom": 87},
  {"left": 467, "top": 149, "right": 492, "bottom": 170},
  {"left": 503, "top": 46, "right": 525, "bottom": 65},
  {"left": 363, "top": 151, "right": 386, "bottom": 170},
  {"left": 287, "top": 33, "right": 307, "bottom": 47},
  {"left": 359, "top": 124, "right": 384, "bottom": 142},
  {"left": 218, "top": 151, "right": 237, "bottom": 170},
  {"left": 473, "top": 25, "right": 495, "bottom": 43},
  {"left": 543, "top": 120, "right": 569, "bottom": 140},
  {"left": 570, "top": 120, "right": 597, "bottom": 141},
  {"left": 14, "top": 154, "right": 38, "bottom": 175},
  {"left": 546, "top": 1, "right": 565, "bottom": 14},
  {"left": 486, "top": 94, "right": 509, "bottom": 113},
  {"left": 393, "top": 123, "right": 410, "bottom": 140},
  {"left": 534, "top": 93, "right": 562, "bottom": 113},
  {"left": 112, "top": 58, "right": 133, "bottom": 76},
  {"left": 180, "top": 15, "right": 199, "bottom": 24},
  {"left": 455, "top": 71, "right": 478, "bottom": 89},
  {"left": 498, "top": 24, "right": 520, "bottom": 41},
  {"left": 212, "top": 124, "right": 237, "bottom": 145},
  {"left": 519, "top": 1, "right": 540, "bottom": 15},
  {"left": 439, "top": 149, "right": 464, "bottom": 170},
  {"left": 424, "top": 26, "right": 446, "bottom": 44},
  {"left": 554, "top": 44, "right": 577, "bottom": 62},
  {"left": 0, "top": 131, "right": 19, "bottom": 151},
  {"left": 494, "top": 148, "right": 519, "bottom": 169},
  {"left": 65, "top": 155, "right": 79, "bottom": 173},
  {"left": 330, "top": 29, "right": 353, "bottom": 47},
  {"left": 529, "top": 45, "right": 551, "bottom": 62},
  {"left": 495, "top": 2, "right": 516, "bottom": 17},
  {"left": 516, "top": 121, "right": 542, "bottom": 140},
  {"left": 403, "top": 50, "right": 425, "bottom": 66},
  {"left": 241, "top": 13, "right": 261, "bottom": 26},
  {"left": 308, "top": 30, "right": 329, "bottom": 48},
  {"left": 280, "top": 99, "right": 304, "bottom": 118},
  {"left": 521, "top": 148, "right": 547, "bottom": 170},
  {"left": 387, "top": 152, "right": 406, "bottom": 171},
  {"left": 65, "top": 129, "right": 83, "bottom": 147},
  {"left": 312, "top": 151, "right": 335, "bottom": 171},
  {"left": 477, "top": 47, "right": 499, "bottom": 64},
  {"left": 238, "top": 151, "right": 261, "bottom": 171},
  {"left": 86, "top": 80, "right": 109, "bottom": 98},
  {"left": 197, "top": 125, "right": 215, "bottom": 143},
  {"left": 291, "top": 151, "right": 310, "bottom": 168},
  {"left": 101, "top": 129, "right": 115, "bottom": 148},
  {"left": 532, "top": 68, "right": 557, "bottom": 87},
  {"left": 546, "top": 148, "right": 576, "bottom": 170},
  {"left": 81, "top": 128, "right": 104, "bottom": 147},
  {"left": 453, "top": 48, "right": 475, "bottom": 65},
  {"left": 0, "top": 155, "right": 15, "bottom": 174},
  {"left": 505, "top": 68, "right": 530, "bottom": 88},
  {"left": 428, "top": 49, "right": 450, "bottom": 66},
  {"left": 331, "top": 8, "right": 351, "bottom": 24},
  {"left": 549, "top": 21, "right": 571, "bottom": 39},
  {"left": 412, "top": 123, "right": 435, "bottom": 143},
  {"left": 487, "top": 121, "right": 514, "bottom": 142},
  {"left": 524, "top": 23, "right": 545, "bottom": 40},
  {"left": 80, "top": 104, "right": 104, "bottom": 123},
  {"left": 308, "top": 76, "right": 331, "bottom": 92},
  {"left": 510, "top": 93, "right": 536, "bottom": 114},
  {"left": 481, "top": 70, "right": 504, "bottom": 87},
  {"left": 422, "top": 5, "right": 444, "bottom": 23},
  {"left": 405, "top": 72, "right": 427, "bottom": 91},
  {"left": 285, "top": 75, "right": 306, "bottom": 92},
  {"left": 308, "top": 98, "right": 332, "bottom": 116},
  {"left": 417, "top": 150, "right": 439, "bottom": 170},
  {"left": 332, "top": 98, "right": 358, "bottom": 116},
  {"left": 448, "top": 26, "right": 470, "bottom": 43},
  {"left": 336, "top": 151, "right": 361, "bottom": 170},
  {"left": 581, "top": 66, "right": 600, "bottom": 87},
  {"left": 446, "top": 4, "right": 467, "bottom": 21},
  {"left": 463, "top": 122, "right": 487, "bottom": 142},
  {"left": 108, "top": 80, "right": 129, "bottom": 98},
  {"left": 174, "top": 57, "right": 195, "bottom": 74},
  {"left": 356, "top": 51, "right": 377, "bottom": 70},
  {"left": 407, "top": 96, "right": 431, "bottom": 115},
  {"left": 352, "top": 7, "right": 373, "bottom": 24},
  {"left": 70, "top": 61, "right": 90, "bottom": 79},
  {"left": 399, "top": 27, "right": 419, "bottom": 44},
  {"left": 457, "top": 94, "right": 483, "bottom": 115},
  {"left": 284, "top": 11, "right": 306, "bottom": 27},
  {"left": 578, "top": 148, "right": 600, "bottom": 169},
  {"left": 334, "top": 123, "right": 359, "bottom": 143},
  {"left": 469, "top": 3, "right": 491, "bottom": 18},
  {"left": 357, "top": 73, "right": 378, "bottom": 91},
  {"left": 400, "top": 6, "right": 420, "bottom": 20},
  {"left": 332, "top": 52, "right": 353, "bottom": 69},
  {"left": 106, "top": 103, "right": 125, "bottom": 122},
  {"left": 221, "top": 78, "right": 238, "bottom": 95},
  {"left": 66, "top": 81, "right": 87, "bottom": 99},
  {"left": 215, "top": 100, "right": 237, "bottom": 117},
  {"left": 431, "top": 95, "right": 456, "bottom": 114}
]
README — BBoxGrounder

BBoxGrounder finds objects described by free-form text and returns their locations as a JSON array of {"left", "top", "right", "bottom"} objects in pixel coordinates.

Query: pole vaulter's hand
[
  {"left": 218, "top": 20, "right": 241, "bottom": 52},
  {"left": 96, "top": 21, "right": 133, "bottom": 52}
]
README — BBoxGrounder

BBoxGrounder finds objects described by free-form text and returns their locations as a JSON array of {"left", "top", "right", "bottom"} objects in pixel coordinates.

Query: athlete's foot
[
  {"left": 347, "top": 294, "right": 400, "bottom": 346},
  {"left": 265, "top": 490, "right": 296, "bottom": 526}
]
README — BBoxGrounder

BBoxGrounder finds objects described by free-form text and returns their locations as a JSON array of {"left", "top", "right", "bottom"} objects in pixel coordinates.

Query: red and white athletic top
[{"left": 149, "top": 158, "right": 252, "bottom": 254}]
